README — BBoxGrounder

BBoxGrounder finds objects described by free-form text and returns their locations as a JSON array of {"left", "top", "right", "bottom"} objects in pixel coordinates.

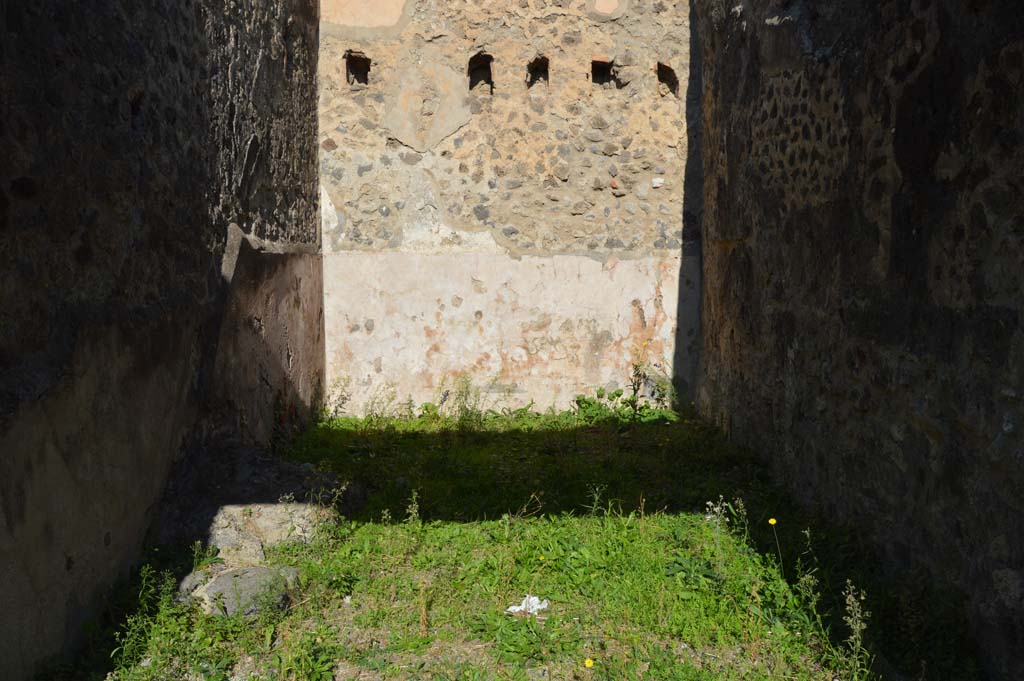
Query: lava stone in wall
[
  {"left": 0, "top": 2, "right": 321, "bottom": 677},
  {"left": 694, "top": 1, "right": 1024, "bottom": 677}
]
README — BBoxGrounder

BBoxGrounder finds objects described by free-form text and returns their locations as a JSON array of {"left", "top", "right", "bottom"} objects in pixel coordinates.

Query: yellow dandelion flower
[
  {"left": 768, "top": 518, "right": 777, "bottom": 526},
  {"left": 539, "top": 555, "right": 545, "bottom": 561},
  {"left": 585, "top": 658, "right": 595, "bottom": 668}
]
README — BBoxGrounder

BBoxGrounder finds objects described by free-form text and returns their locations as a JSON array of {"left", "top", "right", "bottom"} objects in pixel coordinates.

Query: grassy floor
[
  {"left": 264, "top": 508, "right": 861, "bottom": 680},
  {"left": 49, "top": 397, "right": 981, "bottom": 680}
]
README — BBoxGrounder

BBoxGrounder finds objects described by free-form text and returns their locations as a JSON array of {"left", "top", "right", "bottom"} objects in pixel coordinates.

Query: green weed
[{"left": 50, "top": 394, "right": 980, "bottom": 680}]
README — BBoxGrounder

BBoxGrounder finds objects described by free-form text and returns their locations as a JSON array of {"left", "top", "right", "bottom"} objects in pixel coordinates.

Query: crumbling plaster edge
[{"left": 222, "top": 223, "right": 321, "bottom": 284}]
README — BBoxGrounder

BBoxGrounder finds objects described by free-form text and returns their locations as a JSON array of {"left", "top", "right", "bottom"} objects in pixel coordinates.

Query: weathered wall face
[
  {"left": 694, "top": 0, "right": 1024, "bottom": 676},
  {"left": 319, "top": 0, "right": 699, "bottom": 411},
  {"left": 0, "top": 2, "right": 321, "bottom": 677}
]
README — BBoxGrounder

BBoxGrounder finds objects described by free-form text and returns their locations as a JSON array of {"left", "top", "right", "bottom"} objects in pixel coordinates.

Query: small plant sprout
[
  {"left": 705, "top": 495, "right": 729, "bottom": 524},
  {"left": 842, "top": 580, "right": 874, "bottom": 679},
  {"left": 404, "top": 489, "right": 420, "bottom": 524},
  {"left": 419, "top": 581, "right": 429, "bottom": 636},
  {"left": 769, "top": 517, "right": 785, "bottom": 580}
]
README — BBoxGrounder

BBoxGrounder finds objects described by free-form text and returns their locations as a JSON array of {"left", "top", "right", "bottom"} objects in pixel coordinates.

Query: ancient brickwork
[
  {"left": 694, "top": 0, "right": 1024, "bottom": 676},
  {"left": 0, "top": 2, "right": 321, "bottom": 677},
  {"left": 319, "top": 0, "right": 700, "bottom": 410}
]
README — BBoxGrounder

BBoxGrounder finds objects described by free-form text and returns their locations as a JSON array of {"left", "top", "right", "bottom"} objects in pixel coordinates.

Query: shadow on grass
[
  {"left": 287, "top": 411, "right": 982, "bottom": 680},
  {"left": 45, "top": 410, "right": 981, "bottom": 680},
  {"left": 293, "top": 413, "right": 757, "bottom": 523}
]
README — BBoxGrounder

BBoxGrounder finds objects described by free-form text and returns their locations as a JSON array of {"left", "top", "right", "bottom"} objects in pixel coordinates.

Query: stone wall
[
  {"left": 694, "top": 0, "right": 1024, "bottom": 676},
  {"left": 0, "top": 2, "right": 321, "bottom": 677},
  {"left": 319, "top": 0, "right": 700, "bottom": 411}
]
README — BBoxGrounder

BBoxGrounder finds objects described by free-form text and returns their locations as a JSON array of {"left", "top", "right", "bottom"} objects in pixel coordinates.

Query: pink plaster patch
[
  {"left": 594, "top": 0, "right": 621, "bottom": 15},
  {"left": 322, "top": 0, "right": 407, "bottom": 28}
]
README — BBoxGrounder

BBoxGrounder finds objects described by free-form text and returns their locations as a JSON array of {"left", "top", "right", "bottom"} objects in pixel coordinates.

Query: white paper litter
[{"left": 505, "top": 595, "right": 549, "bottom": 616}]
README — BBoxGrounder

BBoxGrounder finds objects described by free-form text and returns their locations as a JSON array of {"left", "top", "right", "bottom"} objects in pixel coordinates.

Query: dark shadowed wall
[
  {"left": 0, "top": 1, "right": 322, "bottom": 677},
  {"left": 694, "top": 0, "right": 1023, "bottom": 677}
]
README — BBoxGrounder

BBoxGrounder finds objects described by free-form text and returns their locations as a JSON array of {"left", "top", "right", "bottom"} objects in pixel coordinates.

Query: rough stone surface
[
  {"left": 319, "top": 0, "right": 699, "bottom": 410},
  {"left": 161, "top": 446, "right": 333, "bottom": 621},
  {"left": 151, "top": 443, "right": 349, "bottom": 556},
  {"left": 694, "top": 1, "right": 1024, "bottom": 677},
  {"left": 207, "top": 502, "right": 323, "bottom": 567},
  {"left": 194, "top": 566, "right": 300, "bottom": 617},
  {"left": 0, "top": 1, "right": 321, "bottom": 677},
  {"left": 380, "top": 62, "right": 473, "bottom": 153}
]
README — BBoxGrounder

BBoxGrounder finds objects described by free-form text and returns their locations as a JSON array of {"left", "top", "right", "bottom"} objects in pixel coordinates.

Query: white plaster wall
[{"left": 324, "top": 252, "right": 684, "bottom": 411}]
